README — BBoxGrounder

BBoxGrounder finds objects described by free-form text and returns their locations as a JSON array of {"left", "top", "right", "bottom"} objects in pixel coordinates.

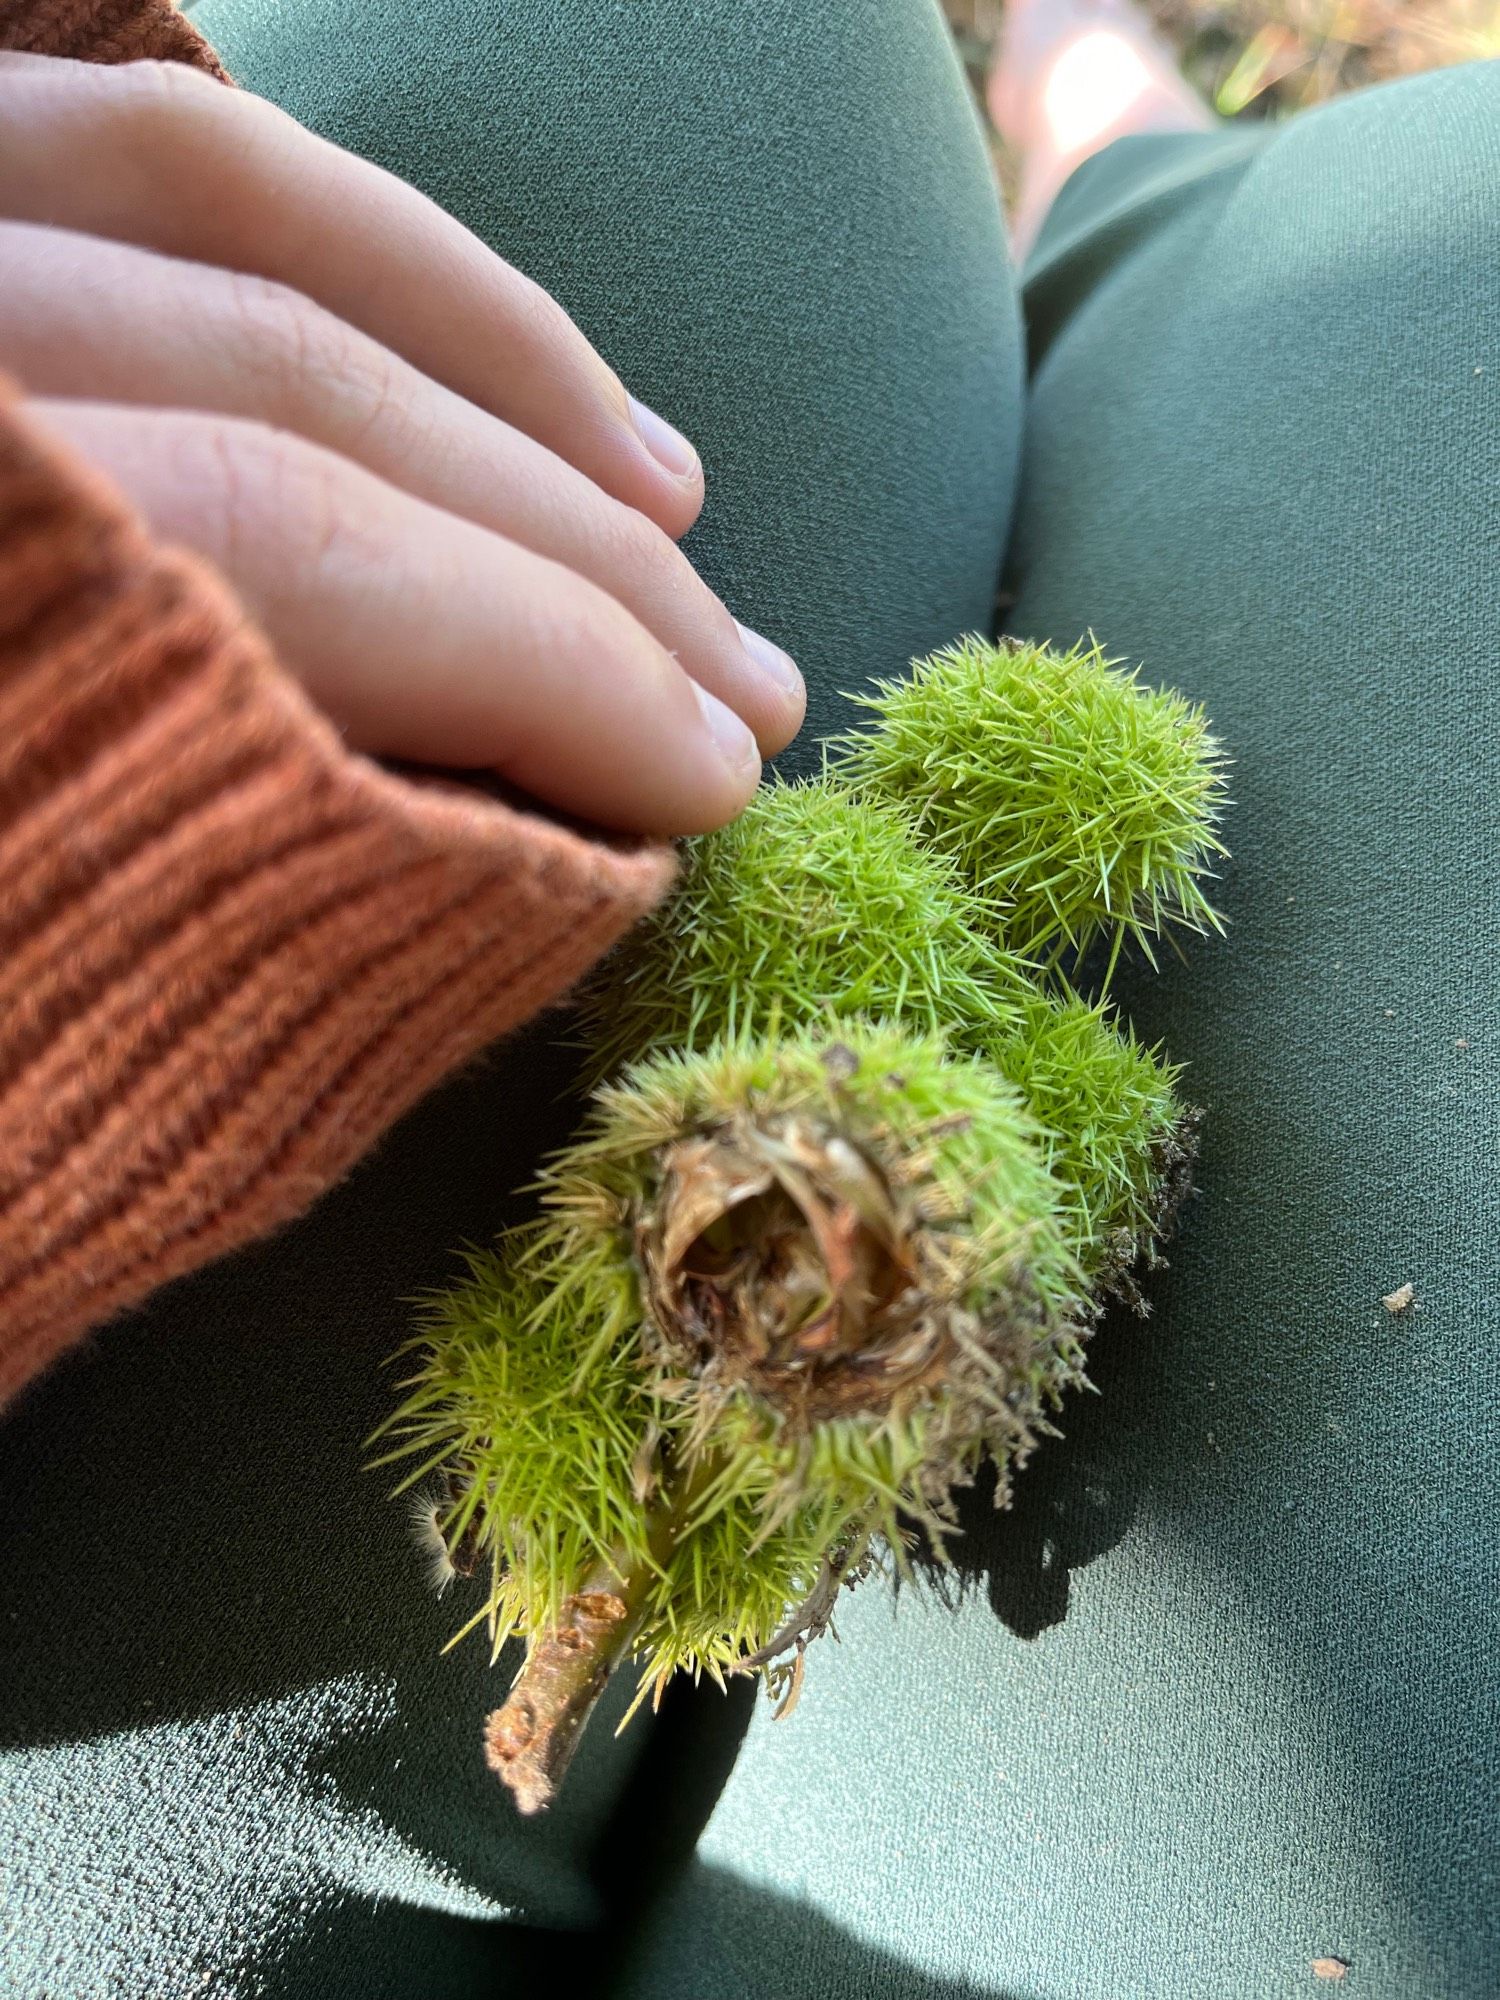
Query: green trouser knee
[
  {"left": 0, "top": 5, "right": 1018, "bottom": 1997},
  {"left": 616, "top": 68, "right": 1500, "bottom": 2000}
]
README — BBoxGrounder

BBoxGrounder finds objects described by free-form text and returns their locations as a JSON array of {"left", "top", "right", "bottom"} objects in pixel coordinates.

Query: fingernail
[
  {"left": 629, "top": 396, "right": 699, "bottom": 479},
  {"left": 693, "top": 681, "right": 761, "bottom": 784},
  {"left": 734, "top": 620, "right": 803, "bottom": 699}
]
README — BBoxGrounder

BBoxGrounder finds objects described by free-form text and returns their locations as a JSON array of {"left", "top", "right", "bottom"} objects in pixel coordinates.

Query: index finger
[{"left": 0, "top": 53, "right": 705, "bottom": 536}]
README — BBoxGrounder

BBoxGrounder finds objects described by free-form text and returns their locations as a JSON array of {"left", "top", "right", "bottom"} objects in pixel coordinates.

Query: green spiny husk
[
  {"left": 980, "top": 988, "right": 1198, "bottom": 1298},
  {"left": 835, "top": 634, "right": 1229, "bottom": 977},
  {"left": 377, "top": 633, "right": 1228, "bottom": 1808},
  {"left": 580, "top": 772, "right": 1034, "bottom": 1083},
  {"left": 372, "top": 1022, "right": 1091, "bottom": 1708}
]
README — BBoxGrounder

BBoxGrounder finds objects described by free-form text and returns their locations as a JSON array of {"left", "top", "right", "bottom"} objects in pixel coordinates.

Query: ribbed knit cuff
[
  {"left": 2, "top": 0, "right": 229, "bottom": 77},
  {"left": 0, "top": 386, "right": 674, "bottom": 1404}
]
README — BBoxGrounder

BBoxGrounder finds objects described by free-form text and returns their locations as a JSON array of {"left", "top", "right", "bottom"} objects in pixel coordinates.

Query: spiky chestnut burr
[
  {"left": 836, "top": 635, "right": 1229, "bottom": 978},
  {"left": 624, "top": 1036, "right": 1081, "bottom": 1454},
  {"left": 375, "top": 635, "right": 1228, "bottom": 1811},
  {"left": 982, "top": 991, "right": 1199, "bottom": 1302},
  {"left": 580, "top": 772, "right": 1034, "bottom": 1083},
  {"left": 374, "top": 1024, "right": 1086, "bottom": 1813}
]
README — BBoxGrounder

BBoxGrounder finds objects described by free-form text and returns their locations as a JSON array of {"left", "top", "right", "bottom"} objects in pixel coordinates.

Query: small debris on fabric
[
  {"left": 1312, "top": 1956, "right": 1351, "bottom": 1981},
  {"left": 1382, "top": 1283, "right": 1415, "bottom": 1315}
]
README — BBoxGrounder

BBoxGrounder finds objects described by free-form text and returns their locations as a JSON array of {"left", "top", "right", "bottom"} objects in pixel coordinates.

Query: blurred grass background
[{"left": 944, "top": 0, "right": 1500, "bottom": 127}]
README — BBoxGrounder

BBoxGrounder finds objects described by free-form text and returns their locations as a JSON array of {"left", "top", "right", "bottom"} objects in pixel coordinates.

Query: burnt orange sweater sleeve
[
  {"left": 0, "top": 3, "right": 676, "bottom": 1406},
  {"left": 2, "top": 0, "right": 227, "bottom": 73}
]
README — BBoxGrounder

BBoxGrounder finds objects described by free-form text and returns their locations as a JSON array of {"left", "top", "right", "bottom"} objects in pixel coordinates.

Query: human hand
[{"left": 0, "top": 53, "right": 804, "bottom": 833}]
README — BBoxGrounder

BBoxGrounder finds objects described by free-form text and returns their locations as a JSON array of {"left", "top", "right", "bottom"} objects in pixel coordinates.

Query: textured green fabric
[
  {"left": 613, "top": 77, "right": 1500, "bottom": 2000},
  {"left": 0, "top": 4, "right": 1018, "bottom": 1996}
]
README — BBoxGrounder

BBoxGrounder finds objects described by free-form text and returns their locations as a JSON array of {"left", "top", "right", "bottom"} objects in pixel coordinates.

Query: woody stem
[
  {"left": 482, "top": 1465, "right": 714, "bottom": 1815},
  {"left": 483, "top": 1560, "right": 653, "bottom": 1815}
]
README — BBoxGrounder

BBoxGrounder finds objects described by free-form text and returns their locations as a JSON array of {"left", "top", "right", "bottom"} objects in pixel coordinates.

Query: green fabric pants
[
  {"left": 2, "top": 4, "right": 1495, "bottom": 1995},
  {"left": 615, "top": 87, "right": 1500, "bottom": 1998}
]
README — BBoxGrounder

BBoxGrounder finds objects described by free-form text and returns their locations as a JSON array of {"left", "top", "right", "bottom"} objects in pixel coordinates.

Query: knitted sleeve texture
[
  {"left": 0, "top": 2, "right": 675, "bottom": 1404},
  {"left": 1, "top": 0, "right": 230, "bottom": 76}
]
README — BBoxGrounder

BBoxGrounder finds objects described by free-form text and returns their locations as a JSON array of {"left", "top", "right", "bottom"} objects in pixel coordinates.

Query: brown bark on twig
[
  {"left": 484, "top": 1574, "right": 645, "bottom": 1815},
  {"left": 482, "top": 1452, "right": 741, "bottom": 1813}
]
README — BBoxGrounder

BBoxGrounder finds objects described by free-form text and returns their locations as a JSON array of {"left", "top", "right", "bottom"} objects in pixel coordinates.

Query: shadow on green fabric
[
  {"left": 923, "top": 1295, "right": 1148, "bottom": 1641},
  {"left": 613, "top": 1868, "right": 1030, "bottom": 2000}
]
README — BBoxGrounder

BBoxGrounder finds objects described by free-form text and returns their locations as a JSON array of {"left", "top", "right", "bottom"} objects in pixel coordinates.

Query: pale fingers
[
  {"left": 34, "top": 398, "right": 762, "bottom": 835},
  {"left": 0, "top": 54, "right": 704, "bottom": 536},
  {"left": 0, "top": 221, "right": 803, "bottom": 753}
]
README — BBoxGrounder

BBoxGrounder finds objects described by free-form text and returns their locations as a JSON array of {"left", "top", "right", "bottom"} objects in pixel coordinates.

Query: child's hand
[{"left": 0, "top": 53, "right": 804, "bottom": 834}]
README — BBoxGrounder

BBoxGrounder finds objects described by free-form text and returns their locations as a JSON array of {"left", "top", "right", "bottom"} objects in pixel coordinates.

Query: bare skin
[
  {"left": 0, "top": 53, "right": 808, "bottom": 836},
  {"left": 990, "top": 0, "right": 1215, "bottom": 261}
]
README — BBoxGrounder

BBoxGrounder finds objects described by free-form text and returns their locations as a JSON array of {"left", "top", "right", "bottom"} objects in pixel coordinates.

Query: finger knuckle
[
  {"left": 260, "top": 432, "right": 358, "bottom": 582},
  {"left": 504, "top": 263, "right": 593, "bottom": 371},
  {"left": 301, "top": 323, "right": 402, "bottom": 458},
  {"left": 102, "top": 60, "right": 281, "bottom": 200},
  {"left": 605, "top": 503, "right": 718, "bottom": 628},
  {"left": 190, "top": 415, "right": 348, "bottom": 586},
  {"left": 546, "top": 571, "right": 665, "bottom": 693},
  {"left": 0, "top": 58, "right": 196, "bottom": 175},
  {"left": 603, "top": 500, "right": 673, "bottom": 580},
  {"left": 102, "top": 54, "right": 224, "bottom": 144},
  {"left": 223, "top": 268, "right": 312, "bottom": 387},
  {"left": 225, "top": 271, "right": 392, "bottom": 439},
  {"left": 183, "top": 413, "right": 270, "bottom": 577}
]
